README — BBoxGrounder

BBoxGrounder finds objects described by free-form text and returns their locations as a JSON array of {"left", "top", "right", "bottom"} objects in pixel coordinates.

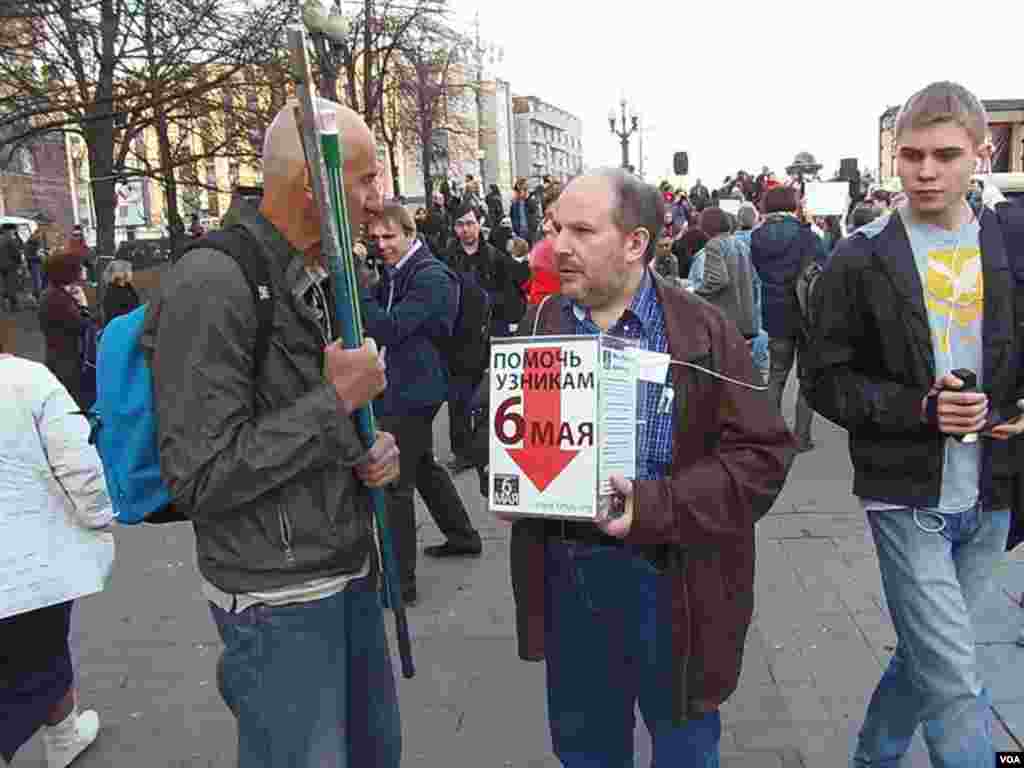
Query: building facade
[
  {"left": 480, "top": 78, "right": 516, "bottom": 194},
  {"left": 879, "top": 99, "right": 1024, "bottom": 183},
  {"left": 512, "top": 95, "right": 583, "bottom": 186},
  {"left": 0, "top": 132, "right": 76, "bottom": 249}
]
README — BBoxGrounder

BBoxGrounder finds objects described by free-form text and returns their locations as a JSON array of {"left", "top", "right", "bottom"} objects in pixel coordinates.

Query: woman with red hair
[{"left": 38, "top": 250, "right": 93, "bottom": 410}]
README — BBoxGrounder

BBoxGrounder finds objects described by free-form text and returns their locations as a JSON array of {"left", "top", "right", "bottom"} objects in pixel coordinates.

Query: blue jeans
[
  {"left": 544, "top": 539, "right": 721, "bottom": 767},
  {"left": 27, "top": 259, "right": 43, "bottom": 297},
  {"left": 209, "top": 574, "right": 401, "bottom": 768},
  {"left": 854, "top": 504, "right": 1010, "bottom": 768}
]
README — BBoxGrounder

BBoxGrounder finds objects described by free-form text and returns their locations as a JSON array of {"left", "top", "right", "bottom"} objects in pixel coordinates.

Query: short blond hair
[
  {"left": 894, "top": 81, "right": 988, "bottom": 146},
  {"left": 372, "top": 201, "right": 416, "bottom": 237},
  {"left": 509, "top": 237, "right": 529, "bottom": 258}
]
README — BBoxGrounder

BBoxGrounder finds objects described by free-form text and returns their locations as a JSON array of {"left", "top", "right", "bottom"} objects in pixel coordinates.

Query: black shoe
[
  {"left": 446, "top": 456, "right": 475, "bottom": 474},
  {"left": 401, "top": 584, "right": 418, "bottom": 605},
  {"left": 424, "top": 540, "right": 482, "bottom": 558}
]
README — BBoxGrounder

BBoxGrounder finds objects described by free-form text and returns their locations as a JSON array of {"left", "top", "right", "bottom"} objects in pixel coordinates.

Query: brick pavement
[{"left": 6, "top": 309, "right": 1023, "bottom": 766}]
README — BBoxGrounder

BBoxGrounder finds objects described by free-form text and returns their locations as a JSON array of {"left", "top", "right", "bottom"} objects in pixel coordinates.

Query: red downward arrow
[{"left": 507, "top": 346, "right": 579, "bottom": 492}]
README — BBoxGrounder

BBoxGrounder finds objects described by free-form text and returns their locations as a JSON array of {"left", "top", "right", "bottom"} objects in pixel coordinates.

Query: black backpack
[
  {"left": 408, "top": 260, "right": 492, "bottom": 379},
  {"left": 794, "top": 233, "right": 825, "bottom": 336}
]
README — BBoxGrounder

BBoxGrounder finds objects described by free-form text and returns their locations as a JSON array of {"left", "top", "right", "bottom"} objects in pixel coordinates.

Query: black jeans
[
  {"left": 380, "top": 406, "right": 479, "bottom": 590},
  {"left": 767, "top": 335, "right": 813, "bottom": 444},
  {"left": 447, "top": 374, "right": 479, "bottom": 461}
]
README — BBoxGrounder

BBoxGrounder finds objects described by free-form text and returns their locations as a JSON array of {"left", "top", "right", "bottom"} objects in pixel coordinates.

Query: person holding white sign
[
  {"left": 506, "top": 168, "right": 795, "bottom": 767},
  {"left": 0, "top": 316, "right": 115, "bottom": 768}
]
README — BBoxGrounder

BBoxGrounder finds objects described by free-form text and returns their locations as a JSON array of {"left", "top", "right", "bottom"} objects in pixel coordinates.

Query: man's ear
[{"left": 626, "top": 227, "right": 651, "bottom": 266}]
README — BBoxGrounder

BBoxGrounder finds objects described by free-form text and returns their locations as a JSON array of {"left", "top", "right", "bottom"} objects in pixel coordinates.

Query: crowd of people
[{"left": 3, "top": 79, "right": 1024, "bottom": 768}]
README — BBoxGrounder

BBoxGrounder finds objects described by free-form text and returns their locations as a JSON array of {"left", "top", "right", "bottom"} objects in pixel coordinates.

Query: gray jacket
[
  {"left": 142, "top": 200, "right": 372, "bottom": 593},
  {"left": 695, "top": 234, "right": 757, "bottom": 338}
]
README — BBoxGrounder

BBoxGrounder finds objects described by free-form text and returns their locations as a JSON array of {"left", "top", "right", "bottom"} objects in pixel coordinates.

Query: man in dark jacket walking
[
  {"left": 362, "top": 203, "right": 482, "bottom": 600},
  {"left": 445, "top": 204, "right": 529, "bottom": 473},
  {"left": 421, "top": 191, "right": 450, "bottom": 257},
  {"left": 688, "top": 178, "right": 710, "bottom": 211},
  {"left": 751, "top": 186, "right": 826, "bottom": 451},
  {"left": 485, "top": 183, "right": 504, "bottom": 227},
  {"left": 804, "top": 81, "right": 1024, "bottom": 768},
  {"left": 510, "top": 178, "right": 539, "bottom": 245},
  {"left": 506, "top": 168, "right": 794, "bottom": 766},
  {"left": 447, "top": 204, "right": 529, "bottom": 338}
]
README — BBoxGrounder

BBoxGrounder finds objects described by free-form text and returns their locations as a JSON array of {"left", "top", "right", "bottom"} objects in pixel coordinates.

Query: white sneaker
[{"left": 42, "top": 708, "right": 100, "bottom": 768}]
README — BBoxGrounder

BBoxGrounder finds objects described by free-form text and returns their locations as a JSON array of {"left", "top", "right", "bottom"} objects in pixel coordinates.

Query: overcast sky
[{"left": 449, "top": 0, "right": 1023, "bottom": 186}]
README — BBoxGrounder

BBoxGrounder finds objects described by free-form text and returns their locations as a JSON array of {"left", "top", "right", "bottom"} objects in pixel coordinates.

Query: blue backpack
[{"left": 89, "top": 227, "right": 274, "bottom": 524}]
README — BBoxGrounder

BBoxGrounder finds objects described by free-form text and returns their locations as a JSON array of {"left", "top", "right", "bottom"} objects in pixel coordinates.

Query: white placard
[
  {"left": 597, "top": 337, "right": 637, "bottom": 499},
  {"left": 719, "top": 198, "right": 742, "bottom": 215},
  {"left": 804, "top": 181, "right": 850, "bottom": 216},
  {"left": 488, "top": 335, "right": 639, "bottom": 520}
]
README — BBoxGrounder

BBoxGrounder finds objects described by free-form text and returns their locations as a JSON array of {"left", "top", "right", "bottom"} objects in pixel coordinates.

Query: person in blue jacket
[{"left": 361, "top": 202, "right": 482, "bottom": 605}]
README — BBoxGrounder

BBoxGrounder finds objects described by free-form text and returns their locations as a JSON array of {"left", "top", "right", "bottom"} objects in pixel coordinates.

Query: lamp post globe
[{"left": 302, "top": 0, "right": 328, "bottom": 32}]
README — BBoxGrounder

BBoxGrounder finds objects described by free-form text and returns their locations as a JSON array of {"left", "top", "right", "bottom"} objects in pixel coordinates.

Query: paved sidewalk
[{"left": 7, "top": 308, "right": 1023, "bottom": 766}]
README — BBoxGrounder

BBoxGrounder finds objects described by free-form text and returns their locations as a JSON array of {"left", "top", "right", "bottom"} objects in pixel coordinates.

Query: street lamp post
[
  {"left": 302, "top": 0, "right": 350, "bottom": 101},
  {"left": 472, "top": 12, "right": 502, "bottom": 192},
  {"left": 608, "top": 99, "right": 639, "bottom": 171}
]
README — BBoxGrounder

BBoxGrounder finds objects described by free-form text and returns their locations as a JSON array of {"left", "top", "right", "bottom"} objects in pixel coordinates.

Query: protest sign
[
  {"left": 804, "top": 181, "right": 850, "bottom": 216},
  {"left": 488, "top": 335, "right": 639, "bottom": 520}
]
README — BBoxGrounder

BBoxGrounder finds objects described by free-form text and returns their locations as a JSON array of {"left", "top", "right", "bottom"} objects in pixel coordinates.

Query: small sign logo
[
  {"left": 997, "top": 753, "right": 1023, "bottom": 766},
  {"left": 493, "top": 474, "right": 520, "bottom": 506},
  {"left": 257, "top": 285, "right": 271, "bottom": 301}
]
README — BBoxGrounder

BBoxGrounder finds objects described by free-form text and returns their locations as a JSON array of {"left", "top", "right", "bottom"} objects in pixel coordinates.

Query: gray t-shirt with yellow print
[{"left": 904, "top": 208, "right": 983, "bottom": 514}]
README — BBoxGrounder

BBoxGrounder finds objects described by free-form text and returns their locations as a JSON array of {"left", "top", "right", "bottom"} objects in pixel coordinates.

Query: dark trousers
[
  {"left": 380, "top": 406, "right": 479, "bottom": 590},
  {"left": 767, "top": 335, "right": 813, "bottom": 444},
  {"left": 543, "top": 541, "right": 721, "bottom": 766},
  {"left": 447, "top": 374, "right": 479, "bottom": 461},
  {"left": 0, "top": 268, "right": 18, "bottom": 310},
  {"left": 0, "top": 601, "right": 75, "bottom": 762}
]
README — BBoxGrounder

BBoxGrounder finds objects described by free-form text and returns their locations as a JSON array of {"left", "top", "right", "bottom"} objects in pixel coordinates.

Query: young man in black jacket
[
  {"left": 444, "top": 204, "right": 530, "bottom": 473},
  {"left": 804, "top": 81, "right": 1024, "bottom": 768}
]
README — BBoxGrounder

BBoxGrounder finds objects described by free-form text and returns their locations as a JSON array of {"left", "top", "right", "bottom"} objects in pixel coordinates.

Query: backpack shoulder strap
[{"left": 188, "top": 226, "right": 275, "bottom": 374}]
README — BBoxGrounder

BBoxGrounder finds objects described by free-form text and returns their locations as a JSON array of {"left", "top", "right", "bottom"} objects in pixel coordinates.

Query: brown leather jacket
[{"left": 509, "top": 274, "right": 795, "bottom": 722}]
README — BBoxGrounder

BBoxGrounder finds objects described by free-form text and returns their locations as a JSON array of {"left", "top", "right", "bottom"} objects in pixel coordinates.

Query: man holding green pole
[{"left": 144, "top": 100, "right": 403, "bottom": 767}]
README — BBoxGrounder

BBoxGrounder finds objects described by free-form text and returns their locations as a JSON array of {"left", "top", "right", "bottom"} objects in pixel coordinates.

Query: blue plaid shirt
[{"left": 566, "top": 268, "right": 673, "bottom": 480}]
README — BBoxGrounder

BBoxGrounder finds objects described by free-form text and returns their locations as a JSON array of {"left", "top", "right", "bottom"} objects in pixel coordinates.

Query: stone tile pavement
[{"left": 7, "top": 308, "right": 1024, "bottom": 766}]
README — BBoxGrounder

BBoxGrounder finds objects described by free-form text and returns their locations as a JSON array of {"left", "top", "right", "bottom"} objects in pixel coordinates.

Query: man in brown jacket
[{"left": 506, "top": 168, "right": 794, "bottom": 766}]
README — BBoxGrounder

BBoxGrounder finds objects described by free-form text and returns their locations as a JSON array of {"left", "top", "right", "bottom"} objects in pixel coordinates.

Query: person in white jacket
[{"left": 0, "top": 316, "right": 115, "bottom": 768}]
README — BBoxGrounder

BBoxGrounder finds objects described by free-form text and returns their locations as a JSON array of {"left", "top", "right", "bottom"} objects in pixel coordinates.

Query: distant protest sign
[{"left": 804, "top": 181, "right": 850, "bottom": 216}]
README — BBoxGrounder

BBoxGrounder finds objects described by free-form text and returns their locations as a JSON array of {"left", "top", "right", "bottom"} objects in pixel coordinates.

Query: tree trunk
[
  {"left": 421, "top": 135, "right": 433, "bottom": 204},
  {"left": 83, "top": 117, "right": 117, "bottom": 262},
  {"left": 386, "top": 139, "right": 401, "bottom": 199},
  {"left": 362, "top": 0, "right": 374, "bottom": 125},
  {"left": 155, "top": 115, "right": 185, "bottom": 259}
]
